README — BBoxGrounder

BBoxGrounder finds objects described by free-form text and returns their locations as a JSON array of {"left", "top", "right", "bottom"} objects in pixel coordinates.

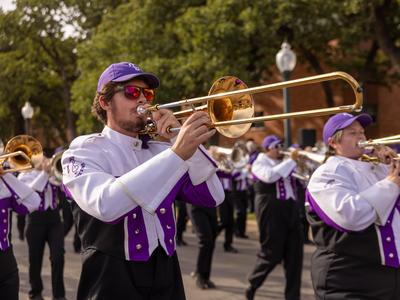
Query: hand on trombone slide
[
  {"left": 371, "top": 145, "right": 398, "bottom": 165},
  {"left": 171, "top": 111, "right": 216, "bottom": 161},
  {"left": 387, "top": 159, "right": 400, "bottom": 187}
]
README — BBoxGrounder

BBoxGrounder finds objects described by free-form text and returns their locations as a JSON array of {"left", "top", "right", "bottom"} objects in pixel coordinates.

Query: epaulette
[{"left": 69, "top": 133, "right": 105, "bottom": 148}]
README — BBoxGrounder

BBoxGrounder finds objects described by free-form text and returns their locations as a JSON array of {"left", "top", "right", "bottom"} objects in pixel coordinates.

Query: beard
[{"left": 111, "top": 105, "right": 146, "bottom": 133}]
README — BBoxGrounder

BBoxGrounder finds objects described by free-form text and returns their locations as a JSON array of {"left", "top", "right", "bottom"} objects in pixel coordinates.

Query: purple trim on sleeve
[
  {"left": 179, "top": 172, "right": 217, "bottom": 207},
  {"left": 198, "top": 147, "right": 218, "bottom": 168},
  {"left": 249, "top": 152, "right": 259, "bottom": 165},
  {"left": 305, "top": 189, "right": 349, "bottom": 233},
  {"left": 216, "top": 170, "right": 231, "bottom": 179},
  {"left": 127, "top": 207, "right": 150, "bottom": 261},
  {"left": 1, "top": 178, "right": 30, "bottom": 215},
  {"left": 62, "top": 184, "right": 73, "bottom": 199}
]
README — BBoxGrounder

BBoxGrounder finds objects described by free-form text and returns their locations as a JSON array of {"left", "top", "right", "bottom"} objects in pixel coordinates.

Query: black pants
[
  {"left": 77, "top": 247, "right": 186, "bottom": 300},
  {"left": 175, "top": 200, "right": 188, "bottom": 242},
  {"left": 218, "top": 190, "right": 235, "bottom": 249},
  {"left": 17, "top": 215, "right": 26, "bottom": 240},
  {"left": 189, "top": 205, "right": 218, "bottom": 281},
  {"left": 312, "top": 249, "right": 400, "bottom": 300},
  {"left": 62, "top": 200, "right": 81, "bottom": 252},
  {"left": 0, "top": 247, "right": 19, "bottom": 300},
  {"left": 234, "top": 190, "right": 248, "bottom": 236},
  {"left": 248, "top": 196, "right": 303, "bottom": 300},
  {"left": 26, "top": 210, "right": 65, "bottom": 299}
]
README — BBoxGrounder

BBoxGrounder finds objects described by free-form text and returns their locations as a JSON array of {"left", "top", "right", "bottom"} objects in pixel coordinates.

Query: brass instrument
[
  {"left": 282, "top": 150, "right": 325, "bottom": 181},
  {"left": 138, "top": 72, "right": 363, "bottom": 138},
  {"left": 231, "top": 142, "right": 249, "bottom": 170},
  {"left": 358, "top": 134, "right": 400, "bottom": 148},
  {"left": 358, "top": 134, "right": 400, "bottom": 164},
  {"left": 208, "top": 146, "right": 233, "bottom": 173},
  {"left": 0, "top": 135, "right": 43, "bottom": 173},
  {"left": 49, "top": 150, "right": 64, "bottom": 186}
]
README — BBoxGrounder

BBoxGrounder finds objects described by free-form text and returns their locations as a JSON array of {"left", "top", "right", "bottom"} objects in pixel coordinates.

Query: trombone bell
[
  {"left": 208, "top": 76, "right": 254, "bottom": 138},
  {"left": 0, "top": 135, "right": 43, "bottom": 173}
]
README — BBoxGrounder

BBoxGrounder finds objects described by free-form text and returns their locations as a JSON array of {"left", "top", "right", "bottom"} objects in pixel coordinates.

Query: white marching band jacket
[
  {"left": 61, "top": 126, "right": 224, "bottom": 261},
  {"left": 251, "top": 153, "right": 297, "bottom": 200},
  {"left": 0, "top": 173, "right": 42, "bottom": 251},
  {"left": 306, "top": 155, "right": 400, "bottom": 267}
]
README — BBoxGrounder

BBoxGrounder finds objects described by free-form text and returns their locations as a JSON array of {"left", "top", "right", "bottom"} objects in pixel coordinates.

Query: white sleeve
[
  {"left": 2, "top": 173, "right": 41, "bottom": 212},
  {"left": 17, "top": 170, "right": 49, "bottom": 192},
  {"left": 307, "top": 163, "right": 400, "bottom": 231},
  {"left": 62, "top": 141, "right": 189, "bottom": 223},
  {"left": 186, "top": 145, "right": 218, "bottom": 185},
  {"left": 252, "top": 154, "right": 297, "bottom": 183}
]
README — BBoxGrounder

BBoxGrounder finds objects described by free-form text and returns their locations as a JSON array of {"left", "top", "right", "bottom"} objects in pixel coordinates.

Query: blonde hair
[{"left": 324, "top": 130, "right": 344, "bottom": 161}]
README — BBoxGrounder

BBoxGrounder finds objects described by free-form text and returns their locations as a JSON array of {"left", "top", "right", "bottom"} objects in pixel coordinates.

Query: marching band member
[
  {"left": 245, "top": 139, "right": 260, "bottom": 213},
  {"left": 62, "top": 62, "right": 224, "bottom": 300},
  {"left": 0, "top": 171, "right": 42, "bottom": 300},
  {"left": 306, "top": 112, "right": 400, "bottom": 299},
  {"left": 245, "top": 135, "right": 303, "bottom": 300},
  {"left": 18, "top": 154, "right": 67, "bottom": 300},
  {"left": 231, "top": 142, "right": 250, "bottom": 239},
  {"left": 210, "top": 147, "right": 237, "bottom": 253}
]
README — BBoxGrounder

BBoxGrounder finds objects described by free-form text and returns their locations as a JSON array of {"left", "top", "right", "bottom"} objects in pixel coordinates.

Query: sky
[{"left": 0, "top": 0, "right": 15, "bottom": 11}]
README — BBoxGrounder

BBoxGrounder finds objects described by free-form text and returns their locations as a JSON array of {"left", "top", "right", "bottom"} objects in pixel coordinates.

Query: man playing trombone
[
  {"left": 61, "top": 62, "right": 224, "bottom": 300},
  {"left": 306, "top": 113, "right": 400, "bottom": 299},
  {"left": 0, "top": 148, "right": 43, "bottom": 300}
]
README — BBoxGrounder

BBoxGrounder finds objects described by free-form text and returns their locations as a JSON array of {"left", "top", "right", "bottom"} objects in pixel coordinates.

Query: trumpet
[
  {"left": 137, "top": 72, "right": 363, "bottom": 138},
  {"left": 0, "top": 135, "right": 43, "bottom": 173}
]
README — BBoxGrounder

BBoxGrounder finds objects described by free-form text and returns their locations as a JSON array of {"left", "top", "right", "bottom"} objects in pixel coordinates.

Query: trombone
[
  {"left": 0, "top": 135, "right": 43, "bottom": 173},
  {"left": 138, "top": 72, "right": 363, "bottom": 138},
  {"left": 358, "top": 134, "right": 400, "bottom": 148},
  {"left": 358, "top": 134, "right": 400, "bottom": 164}
]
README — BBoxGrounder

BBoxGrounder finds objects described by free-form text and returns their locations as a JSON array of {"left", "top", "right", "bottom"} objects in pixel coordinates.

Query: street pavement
[{"left": 13, "top": 216, "right": 315, "bottom": 300}]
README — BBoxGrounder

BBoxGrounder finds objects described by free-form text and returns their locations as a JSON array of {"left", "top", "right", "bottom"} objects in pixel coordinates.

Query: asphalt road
[{"left": 13, "top": 216, "right": 315, "bottom": 300}]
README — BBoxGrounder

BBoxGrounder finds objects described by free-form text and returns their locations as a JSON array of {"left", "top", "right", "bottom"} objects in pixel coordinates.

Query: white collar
[
  {"left": 331, "top": 155, "right": 376, "bottom": 171},
  {"left": 102, "top": 126, "right": 143, "bottom": 151}
]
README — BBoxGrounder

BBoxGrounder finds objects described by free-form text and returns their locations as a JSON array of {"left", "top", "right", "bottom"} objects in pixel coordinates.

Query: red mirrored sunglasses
[{"left": 115, "top": 85, "right": 155, "bottom": 102}]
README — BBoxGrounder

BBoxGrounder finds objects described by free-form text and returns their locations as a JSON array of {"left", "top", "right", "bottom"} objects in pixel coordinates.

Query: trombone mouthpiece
[{"left": 137, "top": 105, "right": 149, "bottom": 116}]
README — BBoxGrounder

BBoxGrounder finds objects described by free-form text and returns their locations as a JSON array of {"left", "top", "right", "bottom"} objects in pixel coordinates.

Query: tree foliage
[{"left": 1, "top": 0, "right": 399, "bottom": 141}]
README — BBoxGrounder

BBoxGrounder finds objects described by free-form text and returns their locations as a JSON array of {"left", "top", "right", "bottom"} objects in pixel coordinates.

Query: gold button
[
  {"left": 1, "top": 209, "right": 5, "bottom": 213},
  {"left": 3, "top": 219, "right": 6, "bottom": 223},
  {"left": 134, "top": 229, "right": 140, "bottom": 235},
  {"left": 166, "top": 225, "right": 171, "bottom": 229},
  {"left": 169, "top": 239, "right": 173, "bottom": 244},
  {"left": 136, "top": 244, "right": 142, "bottom": 250},
  {"left": 389, "top": 253, "right": 394, "bottom": 258},
  {"left": 160, "top": 208, "right": 166, "bottom": 214},
  {"left": 386, "top": 237, "right": 392, "bottom": 242},
  {"left": 133, "top": 213, "right": 137, "bottom": 219}
]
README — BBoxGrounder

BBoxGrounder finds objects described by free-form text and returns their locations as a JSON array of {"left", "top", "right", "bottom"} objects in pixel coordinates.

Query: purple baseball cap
[
  {"left": 323, "top": 113, "right": 373, "bottom": 145},
  {"left": 97, "top": 62, "right": 160, "bottom": 92},
  {"left": 262, "top": 135, "right": 282, "bottom": 149}
]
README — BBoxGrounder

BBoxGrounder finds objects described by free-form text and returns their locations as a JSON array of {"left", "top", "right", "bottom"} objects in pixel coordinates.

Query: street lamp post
[
  {"left": 276, "top": 41, "right": 297, "bottom": 148},
  {"left": 21, "top": 101, "right": 34, "bottom": 135}
]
